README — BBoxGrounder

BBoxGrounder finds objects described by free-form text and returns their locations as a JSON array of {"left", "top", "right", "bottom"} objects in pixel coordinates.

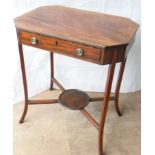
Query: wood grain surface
[{"left": 15, "top": 5, "right": 138, "bottom": 48}]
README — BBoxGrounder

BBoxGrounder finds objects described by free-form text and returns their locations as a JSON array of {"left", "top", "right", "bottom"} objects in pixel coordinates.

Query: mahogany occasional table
[{"left": 14, "top": 5, "right": 138, "bottom": 155}]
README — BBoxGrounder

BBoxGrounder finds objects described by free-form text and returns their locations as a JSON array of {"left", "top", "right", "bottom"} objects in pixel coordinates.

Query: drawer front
[
  {"left": 18, "top": 31, "right": 101, "bottom": 64},
  {"left": 18, "top": 31, "right": 56, "bottom": 50},
  {"left": 53, "top": 39, "right": 101, "bottom": 63}
]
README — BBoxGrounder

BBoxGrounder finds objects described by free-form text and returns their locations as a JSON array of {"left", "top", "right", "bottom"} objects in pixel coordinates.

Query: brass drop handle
[
  {"left": 75, "top": 48, "right": 84, "bottom": 56},
  {"left": 31, "top": 37, "right": 38, "bottom": 45}
]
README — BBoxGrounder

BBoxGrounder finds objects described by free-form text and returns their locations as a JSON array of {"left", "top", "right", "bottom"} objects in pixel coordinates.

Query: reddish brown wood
[
  {"left": 18, "top": 31, "right": 102, "bottom": 64},
  {"left": 98, "top": 51, "right": 117, "bottom": 155},
  {"left": 114, "top": 59, "right": 126, "bottom": 116},
  {"left": 15, "top": 5, "right": 138, "bottom": 48},
  {"left": 89, "top": 96, "right": 115, "bottom": 102},
  {"left": 59, "top": 89, "right": 89, "bottom": 110},
  {"left": 89, "top": 97, "right": 104, "bottom": 102},
  {"left": 80, "top": 109, "right": 99, "bottom": 130},
  {"left": 49, "top": 52, "right": 54, "bottom": 90},
  {"left": 100, "top": 45, "right": 126, "bottom": 65},
  {"left": 52, "top": 78, "right": 65, "bottom": 92},
  {"left": 18, "top": 43, "right": 29, "bottom": 124},
  {"left": 28, "top": 99, "right": 58, "bottom": 105},
  {"left": 18, "top": 31, "right": 57, "bottom": 50},
  {"left": 14, "top": 5, "right": 139, "bottom": 155}
]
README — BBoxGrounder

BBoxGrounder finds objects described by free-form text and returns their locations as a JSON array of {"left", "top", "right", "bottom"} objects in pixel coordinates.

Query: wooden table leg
[
  {"left": 18, "top": 43, "right": 29, "bottom": 124},
  {"left": 98, "top": 52, "right": 117, "bottom": 155},
  {"left": 114, "top": 59, "right": 126, "bottom": 116},
  {"left": 49, "top": 52, "right": 54, "bottom": 90}
]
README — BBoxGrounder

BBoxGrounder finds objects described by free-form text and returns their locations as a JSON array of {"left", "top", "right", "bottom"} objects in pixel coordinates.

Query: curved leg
[
  {"left": 114, "top": 59, "right": 126, "bottom": 116},
  {"left": 19, "top": 101, "right": 28, "bottom": 124},
  {"left": 98, "top": 52, "right": 117, "bottom": 155},
  {"left": 49, "top": 52, "right": 54, "bottom": 90},
  {"left": 18, "top": 43, "right": 29, "bottom": 124}
]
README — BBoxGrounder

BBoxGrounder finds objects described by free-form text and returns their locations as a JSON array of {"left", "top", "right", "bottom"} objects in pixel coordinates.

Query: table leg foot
[
  {"left": 49, "top": 80, "right": 54, "bottom": 90},
  {"left": 19, "top": 101, "right": 28, "bottom": 123},
  {"left": 114, "top": 98, "right": 122, "bottom": 116}
]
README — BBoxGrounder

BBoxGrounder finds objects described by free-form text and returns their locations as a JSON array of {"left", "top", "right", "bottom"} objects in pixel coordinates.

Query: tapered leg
[
  {"left": 98, "top": 52, "right": 117, "bottom": 155},
  {"left": 114, "top": 59, "right": 126, "bottom": 116},
  {"left": 18, "top": 43, "right": 29, "bottom": 124},
  {"left": 49, "top": 52, "right": 54, "bottom": 90}
]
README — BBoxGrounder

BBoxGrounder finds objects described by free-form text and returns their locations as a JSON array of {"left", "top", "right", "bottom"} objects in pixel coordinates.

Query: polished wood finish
[
  {"left": 114, "top": 59, "right": 126, "bottom": 116},
  {"left": 98, "top": 52, "right": 117, "bottom": 155},
  {"left": 59, "top": 89, "right": 89, "bottom": 110},
  {"left": 15, "top": 5, "right": 138, "bottom": 48},
  {"left": 100, "top": 45, "right": 126, "bottom": 65},
  {"left": 18, "top": 31, "right": 56, "bottom": 51},
  {"left": 15, "top": 5, "right": 138, "bottom": 65},
  {"left": 17, "top": 30, "right": 101, "bottom": 64},
  {"left": 18, "top": 43, "right": 29, "bottom": 124},
  {"left": 15, "top": 5, "right": 138, "bottom": 155},
  {"left": 89, "top": 96, "right": 115, "bottom": 102},
  {"left": 16, "top": 22, "right": 135, "bottom": 65}
]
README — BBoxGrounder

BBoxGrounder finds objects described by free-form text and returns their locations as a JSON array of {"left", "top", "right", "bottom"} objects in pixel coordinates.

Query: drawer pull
[
  {"left": 75, "top": 48, "right": 84, "bottom": 56},
  {"left": 31, "top": 37, "right": 38, "bottom": 45}
]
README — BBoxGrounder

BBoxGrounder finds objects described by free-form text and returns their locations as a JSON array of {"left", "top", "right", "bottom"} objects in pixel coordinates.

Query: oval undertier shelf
[{"left": 58, "top": 89, "right": 90, "bottom": 110}]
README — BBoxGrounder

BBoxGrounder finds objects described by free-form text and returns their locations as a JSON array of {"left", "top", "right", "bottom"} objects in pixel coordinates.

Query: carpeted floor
[{"left": 13, "top": 90, "right": 141, "bottom": 155}]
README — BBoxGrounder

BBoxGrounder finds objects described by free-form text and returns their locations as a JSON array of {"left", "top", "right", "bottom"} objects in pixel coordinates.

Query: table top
[{"left": 14, "top": 5, "right": 138, "bottom": 49}]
